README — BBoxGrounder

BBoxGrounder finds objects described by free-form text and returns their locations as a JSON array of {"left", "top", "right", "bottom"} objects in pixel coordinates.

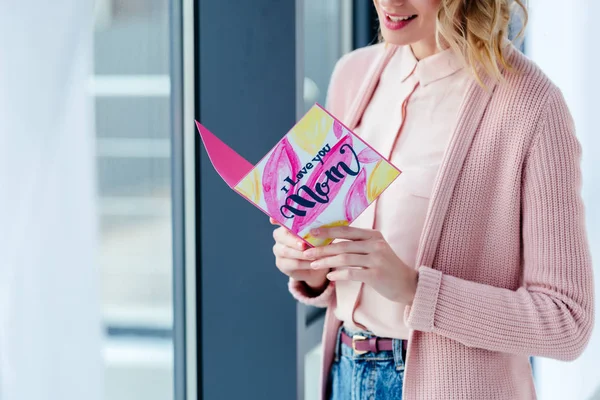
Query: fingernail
[
  {"left": 311, "top": 261, "right": 321, "bottom": 269},
  {"left": 297, "top": 241, "right": 305, "bottom": 250},
  {"left": 310, "top": 228, "right": 320, "bottom": 236},
  {"left": 304, "top": 249, "right": 315, "bottom": 260}
]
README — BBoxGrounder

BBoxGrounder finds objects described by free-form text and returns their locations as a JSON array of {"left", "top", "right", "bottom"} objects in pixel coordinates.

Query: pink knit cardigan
[{"left": 289, "top": 43, "right": 594, "bottom": 400}]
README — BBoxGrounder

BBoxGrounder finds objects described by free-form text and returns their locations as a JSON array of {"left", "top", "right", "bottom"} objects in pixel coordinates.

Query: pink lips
[{"left": 382, "top": 13, "right": 416, "bottom": 31}]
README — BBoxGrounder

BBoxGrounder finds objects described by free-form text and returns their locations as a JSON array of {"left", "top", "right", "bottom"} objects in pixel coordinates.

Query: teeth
[{"left": 388, "top": 15, "right": 412, "bottom": 22}]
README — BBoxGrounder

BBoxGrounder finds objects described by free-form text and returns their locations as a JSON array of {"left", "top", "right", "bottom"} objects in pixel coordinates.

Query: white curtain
[
  {"left": 0, "top": 1, "right": 103, "bottom": 399},
  {"left": 528, "top": 1, "right": 600, "bottom": 399}
]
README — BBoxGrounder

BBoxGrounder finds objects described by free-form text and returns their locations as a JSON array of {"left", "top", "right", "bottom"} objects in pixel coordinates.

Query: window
[
  {"left": 303, "top": 0, "right": 352, "bottom": 114},
  {"left": 302, "top": 1, "right": 352, "bottom": 399},
  {"left": 93, "top": 0, "right": 174, "bottom": 399},
  {"left": 508, "top": 2, "right": 526, "bottom": 51}
]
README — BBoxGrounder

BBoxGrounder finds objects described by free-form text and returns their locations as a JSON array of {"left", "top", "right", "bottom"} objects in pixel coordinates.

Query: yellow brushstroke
[
  {"left": 303, "top": 220, "right": 349, "bottom": 247},
  {"left": 367, "top": 161, "right": 400, "bottom": 203},
  {"left": 290, "top": 107, "right": 333, "bottom": 154},
  {"left": 235, "top": 169, "right": 262, "bottom": 204}
]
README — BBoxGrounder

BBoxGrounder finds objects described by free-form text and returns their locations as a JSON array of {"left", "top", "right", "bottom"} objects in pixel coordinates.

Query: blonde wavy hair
[{"left": 381, "top": 0, "right": 528, "bottom": 85}]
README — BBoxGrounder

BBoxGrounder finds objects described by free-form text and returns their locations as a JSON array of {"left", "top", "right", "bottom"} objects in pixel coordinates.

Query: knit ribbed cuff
[
  {"left": 288, "top": 278, "right": 334, "bottom": 308},
  {"left": 404, "top": 266, "right": 443, "bottom": 332}
]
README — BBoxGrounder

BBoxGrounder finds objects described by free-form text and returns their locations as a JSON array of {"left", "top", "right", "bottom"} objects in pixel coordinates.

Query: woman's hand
[
  {"left": 303, "top": 226, "right": 418, "bottom": 305},
  {"left": 270, "top": 218, "right": 329, "bottom": 291}
]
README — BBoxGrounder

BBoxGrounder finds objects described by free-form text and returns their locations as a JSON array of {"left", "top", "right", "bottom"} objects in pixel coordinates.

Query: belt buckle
[{"left": 352, "top": 334, "right": 368, "bottom": 355}]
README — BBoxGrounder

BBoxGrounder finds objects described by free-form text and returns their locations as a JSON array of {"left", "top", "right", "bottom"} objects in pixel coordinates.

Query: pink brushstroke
[
  {"left": 357, "top": 147, "right": 380, "bottom": 164},
  {"left": 291, "top": 135, "right": 354, "bottom": 233},
  {"left": 262, "top": 137, "right": 302, "bottom": 218},
  {"left": 333, "top": 120, "right": 344, "bottom": 139},
  {"left": 344, "top": 168, "right": 368, "bottom": 222}
]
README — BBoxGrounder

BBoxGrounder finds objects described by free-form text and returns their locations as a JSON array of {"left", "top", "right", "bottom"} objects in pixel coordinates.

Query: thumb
[{"left": 269, "top": 217, "right": 281, "bottom": 226}]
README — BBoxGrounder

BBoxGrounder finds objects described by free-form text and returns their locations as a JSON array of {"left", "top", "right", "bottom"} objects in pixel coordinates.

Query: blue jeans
[{"left": 328, "top": 327, "right": 405, "bottom": 400}]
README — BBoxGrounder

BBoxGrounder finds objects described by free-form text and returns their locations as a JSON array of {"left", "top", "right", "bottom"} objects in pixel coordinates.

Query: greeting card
[{"left": 195, "top": 104, "right": 401, "bottom": 247}]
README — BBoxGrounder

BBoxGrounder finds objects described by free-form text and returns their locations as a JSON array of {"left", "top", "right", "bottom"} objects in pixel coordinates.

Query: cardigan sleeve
[
  {"left": 404, "top": 87, "right": 594, "bottom": 361},
  {"left": 288, "top": 278, "right": 335, "bottom": 308}
]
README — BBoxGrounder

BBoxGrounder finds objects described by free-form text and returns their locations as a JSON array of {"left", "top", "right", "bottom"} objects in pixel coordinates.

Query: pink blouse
[{"left": 334, "top": 45, "right": 471, "bottom": 339}]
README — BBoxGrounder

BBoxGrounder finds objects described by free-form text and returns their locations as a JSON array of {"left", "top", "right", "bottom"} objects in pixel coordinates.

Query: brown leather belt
[{"left": 341, "top": 330, "right": 407, "bottom": 355}]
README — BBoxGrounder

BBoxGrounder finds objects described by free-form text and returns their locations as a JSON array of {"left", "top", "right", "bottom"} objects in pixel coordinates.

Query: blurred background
[
  {"left": 93, "top": 1, "right": 174, "bottom": 399},
  {"left": 1, "top": 0, "right": 599, "bottom": 399}
]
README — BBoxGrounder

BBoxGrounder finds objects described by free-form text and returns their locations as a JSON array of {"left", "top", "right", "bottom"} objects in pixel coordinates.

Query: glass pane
[
  {"left": 93, "top": 0, "right": 174, "bottom": 399},
  {"left": 508, "top": 4, "right": 526, "bottom": 51},
  {"left": 305, "top": 344, "right": 323, "bottom": 400},
  {"left": 302, "top": 1, "right": 349, "bottom": 397},
  {"left": 303, "top": 0, "right": 344, "bottom": 114}
]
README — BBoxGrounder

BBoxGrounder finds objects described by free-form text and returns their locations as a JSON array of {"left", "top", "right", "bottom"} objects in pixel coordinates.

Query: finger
[
  {"left": 273, "top": 243, "right": 309, "bottom": 260},
  {"left": 303, "top": 240, "right": 372, "bottom": 260},
  {"left": 273, "top": 227, "right": 306, "bottom": 251},
  {"left": 327, "top": 267, "right": 369, "bottom": 282},
  {"left": 269, "top": 217, "right": 280, "bottom": 226},
  {"left": 276, "top": 257, "right": 313, "bottom": 273},
  {"left": 310, "top": 226, "right": 381, "bottom": 241},
  {"left": 310, "top": 254, "right": 370, "bottom": 270}
]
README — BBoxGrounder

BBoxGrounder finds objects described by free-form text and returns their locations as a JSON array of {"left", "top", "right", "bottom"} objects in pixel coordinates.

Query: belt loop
[
  {"left": 334, "top": 326, "right": 343, "bottom": 362},
  {"left": 393, "top": 339, "right": 405, "bottom": 371}
]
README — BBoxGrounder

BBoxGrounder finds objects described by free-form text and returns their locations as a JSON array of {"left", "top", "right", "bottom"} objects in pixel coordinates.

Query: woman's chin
[
  {"left": 380, "top": 30, "right": 435, "bottom": 50},
  {"left": 380, "top": 34, "right": 414, "bottom": 46}
]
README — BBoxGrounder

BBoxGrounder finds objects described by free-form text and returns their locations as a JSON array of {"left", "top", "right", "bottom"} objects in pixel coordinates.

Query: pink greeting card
[{"left": 195, "top": 104, "right": 401, "bottom": 247}]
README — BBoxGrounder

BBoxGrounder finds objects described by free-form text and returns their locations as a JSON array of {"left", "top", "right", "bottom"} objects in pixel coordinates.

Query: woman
[{"left": 272, "top": 0, "right": 594, "bottom": 399}]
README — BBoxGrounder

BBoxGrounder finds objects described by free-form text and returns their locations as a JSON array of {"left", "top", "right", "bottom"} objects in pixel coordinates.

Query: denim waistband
[{"left": 334, "top": 326, "right": 406, "bottom": 370}]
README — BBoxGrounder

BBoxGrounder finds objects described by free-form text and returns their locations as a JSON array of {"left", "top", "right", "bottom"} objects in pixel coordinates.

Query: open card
[{"left": 195, "top": 104, "right": 401, "bottom": 247}]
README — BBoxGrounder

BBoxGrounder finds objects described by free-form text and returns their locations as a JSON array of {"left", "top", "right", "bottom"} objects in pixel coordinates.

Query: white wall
[
  {"left": 0, "top": 1, "right": 103, "bottom": 399},
  {"left": 527, "top": 1, "right": 600, "bottom": 399}
]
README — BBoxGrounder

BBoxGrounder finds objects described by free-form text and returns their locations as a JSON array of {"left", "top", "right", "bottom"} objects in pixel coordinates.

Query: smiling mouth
[{"left": 385, "top": 13, "right": 417, "bottom": 22}]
